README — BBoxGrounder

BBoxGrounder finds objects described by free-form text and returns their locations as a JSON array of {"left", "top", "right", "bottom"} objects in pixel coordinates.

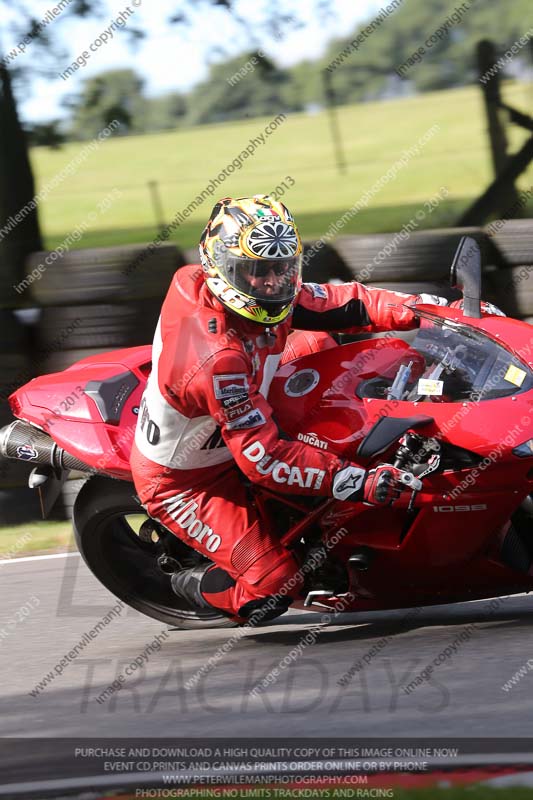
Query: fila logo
[
  {"left": 433, "top": 504, "right": 488, "bottom": 512},
  {"left": 243, "top": 441, "right": 325, "bottom": 489},
  {"left": 163, "top": 493, "right": 221, "bottom": 552},
  {"left": 224, "top": 400, "right": 252, "bottom": 421}
]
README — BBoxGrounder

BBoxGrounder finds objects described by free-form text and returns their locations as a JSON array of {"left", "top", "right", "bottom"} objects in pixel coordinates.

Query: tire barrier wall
[{"left": 0, "top": 243, "right": 185, "bottom": 524}]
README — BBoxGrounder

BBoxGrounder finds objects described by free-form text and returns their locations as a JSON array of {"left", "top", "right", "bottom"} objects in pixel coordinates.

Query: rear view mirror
[{"left": 450, "top": 236, "right": 482, "bottom": 319}]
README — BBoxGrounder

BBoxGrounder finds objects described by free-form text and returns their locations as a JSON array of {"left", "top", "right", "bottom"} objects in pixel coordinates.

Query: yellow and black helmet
[{"left": 199, "top": 195, "right": 302, "bottom": 325}]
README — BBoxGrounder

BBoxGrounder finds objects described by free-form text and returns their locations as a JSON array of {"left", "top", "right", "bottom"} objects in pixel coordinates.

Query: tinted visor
[{"left": 223, "top": 254, "right": 301, "bottom": 304}]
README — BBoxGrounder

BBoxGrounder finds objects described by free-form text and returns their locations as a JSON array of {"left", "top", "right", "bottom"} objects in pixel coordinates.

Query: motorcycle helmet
[{"left": 199, "top": 195, "right": 302, "bottom": 325}]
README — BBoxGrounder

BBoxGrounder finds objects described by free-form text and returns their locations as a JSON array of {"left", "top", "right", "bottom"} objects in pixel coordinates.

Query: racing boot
[
  {"left": 238, "top": 595, "right": 292, "bottom": 626},
  {"left": 170, "top": 565, "right": 212, "bottom": 609},
  {"left": 171, "top": 565, "right": 292, "bottom": 624}
]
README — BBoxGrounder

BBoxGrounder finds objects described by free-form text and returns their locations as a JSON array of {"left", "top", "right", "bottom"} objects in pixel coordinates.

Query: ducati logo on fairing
[{"left": 297, "top": 431, "right": 328, "bottom": 450}]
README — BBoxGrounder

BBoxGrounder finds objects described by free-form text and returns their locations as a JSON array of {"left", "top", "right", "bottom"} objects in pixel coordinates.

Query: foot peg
[
  {"left": 304, "top": 589, "right": 335, "bottom": 608},
  {"left": 348, "top": 547, "right": 375, "bottom": 571}
]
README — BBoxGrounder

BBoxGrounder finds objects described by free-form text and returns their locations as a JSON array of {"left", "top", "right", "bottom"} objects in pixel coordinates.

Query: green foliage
[
  {"left": 68, "top": 69, "right": 147, "bottom": 139},
  {"left": 144, "top": 93, "right": 187, "bottom": 132},
  {"left": 0, "top": 520, "right": 74, "bottom": 556},
  {"left": 319, "top": 0, "right": 533, "bottom": 103},
  {"left": 25, "top": 120, "right": 65, "bottom": 149},
  {"left": 47, "top": 0, "right": 533, "bottom": 136},
  {"left": 184, "top": 51, "right": 294, "bottom": 126}
]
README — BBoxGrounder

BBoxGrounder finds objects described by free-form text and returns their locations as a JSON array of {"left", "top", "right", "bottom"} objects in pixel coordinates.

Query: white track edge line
[{"left": 0, "top": 552, "right": 80, "bottom": 566}]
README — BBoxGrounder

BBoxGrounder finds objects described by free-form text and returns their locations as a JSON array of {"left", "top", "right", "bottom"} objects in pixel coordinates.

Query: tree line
[{"left": 28, "top": 0, "right": 533, "bottom": 144}]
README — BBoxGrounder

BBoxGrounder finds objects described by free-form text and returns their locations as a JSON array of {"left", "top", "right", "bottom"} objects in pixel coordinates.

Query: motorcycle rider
[{"left": 129, "top": 195, "right": 473, "bottom": 624}]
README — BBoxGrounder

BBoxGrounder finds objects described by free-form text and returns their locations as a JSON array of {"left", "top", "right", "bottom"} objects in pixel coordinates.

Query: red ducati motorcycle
[{"left": 2, "top": 237, "right": 533, "bottom": 628}]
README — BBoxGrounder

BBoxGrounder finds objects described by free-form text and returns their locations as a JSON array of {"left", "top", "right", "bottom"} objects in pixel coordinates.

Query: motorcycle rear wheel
[{"left": 73, "top": 476, "right": 237, "bottom": 629}]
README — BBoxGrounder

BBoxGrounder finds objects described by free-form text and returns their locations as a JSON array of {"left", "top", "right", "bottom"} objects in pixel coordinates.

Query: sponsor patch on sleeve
[
  {"left": 223, "top": 400, "right": 253, "bottom": 421},
  {"left": 221, "top": 392, "right": 249, "bottom": 409},
  {"left": 213, "top": 374, "right": 249, "bottom": 399},
  {"left": 304, "top": 282, "right": 327, "bottom": 300},
  {"left": 226, "top": 409, "right": 266, "bottom": 430}
]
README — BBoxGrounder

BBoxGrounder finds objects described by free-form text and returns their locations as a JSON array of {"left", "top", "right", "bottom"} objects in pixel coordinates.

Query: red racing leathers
[{"left": 130, "top": 264, "right": 421, "bottom": 617}]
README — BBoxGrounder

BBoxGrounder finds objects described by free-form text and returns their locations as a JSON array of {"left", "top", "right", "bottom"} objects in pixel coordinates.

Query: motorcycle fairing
[
  {"left": 9, "top": 346, "right": 150, "bottom": 479},
  {"left": 8, "top": 312, "right": 533, "bottom": 614}
]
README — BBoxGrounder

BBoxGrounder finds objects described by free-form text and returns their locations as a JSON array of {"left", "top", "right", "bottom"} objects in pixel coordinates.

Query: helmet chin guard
[{"left": 205, "top": 275, "right": 294, "bottom": 325}]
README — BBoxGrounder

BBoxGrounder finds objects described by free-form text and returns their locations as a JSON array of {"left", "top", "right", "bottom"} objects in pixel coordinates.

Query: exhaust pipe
[{"left": 0, "top": 421, "right": 93, "bottom": 473}]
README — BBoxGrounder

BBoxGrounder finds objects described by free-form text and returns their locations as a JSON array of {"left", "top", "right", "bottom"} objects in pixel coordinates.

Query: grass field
[
  {"left": 0, "top": 520, "right": 75, "bottom": 558},
  {"left": 30, "top": 82, "right": 533, "bottom": 253}
]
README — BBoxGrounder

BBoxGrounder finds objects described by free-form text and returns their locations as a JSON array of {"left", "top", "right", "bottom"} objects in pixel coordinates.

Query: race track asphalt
[{"left": 1, "top": 552, "right": 533, "bottom": 787}]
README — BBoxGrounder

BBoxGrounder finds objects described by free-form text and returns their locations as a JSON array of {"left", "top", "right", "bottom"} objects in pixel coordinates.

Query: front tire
[{"left": 73, "top": 476, "right": 236, "bottom": 629}]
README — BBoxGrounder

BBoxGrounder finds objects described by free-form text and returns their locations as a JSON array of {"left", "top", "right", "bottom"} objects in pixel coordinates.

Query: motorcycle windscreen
[{"left": 357, "top": 313, "right": 533, "bottom": 404}]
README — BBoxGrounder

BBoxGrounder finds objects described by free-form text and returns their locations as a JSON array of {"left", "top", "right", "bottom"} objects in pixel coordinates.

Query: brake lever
[
  {"left": 403, "top": 454, "right": 441, "bottom": 511},
  {"left": 416, "top": 453, "right": 441, "bottom": 480}
]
